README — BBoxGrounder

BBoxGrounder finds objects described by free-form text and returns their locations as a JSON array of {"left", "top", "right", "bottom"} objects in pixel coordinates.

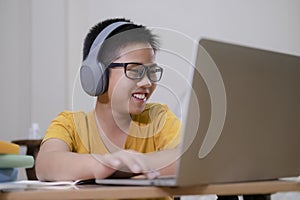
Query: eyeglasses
[{"left": 108, "top": 62, "right": 163, "bottom": 82}]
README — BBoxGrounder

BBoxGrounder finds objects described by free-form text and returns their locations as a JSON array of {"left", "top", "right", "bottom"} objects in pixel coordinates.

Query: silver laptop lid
[{"left": 176, "top": 38, "right": 300, "bottom": 186}]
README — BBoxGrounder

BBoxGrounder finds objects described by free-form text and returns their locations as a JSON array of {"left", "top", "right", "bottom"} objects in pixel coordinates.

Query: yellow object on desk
[{"left": 0, "top": 140, "right": 19, "bottom": 154}]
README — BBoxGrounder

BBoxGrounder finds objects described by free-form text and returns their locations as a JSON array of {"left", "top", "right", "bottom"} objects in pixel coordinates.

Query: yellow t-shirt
[
  {"left": 43, "top": 103, "right": 181, "bottom": 154},
  {"left": 43, "top": 103, "right": 180, "bottom": 200}
]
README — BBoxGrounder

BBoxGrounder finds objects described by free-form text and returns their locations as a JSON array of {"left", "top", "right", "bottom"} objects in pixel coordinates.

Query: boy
[{"left": 35, "top": 18, "right": 181, "bottom": 181}]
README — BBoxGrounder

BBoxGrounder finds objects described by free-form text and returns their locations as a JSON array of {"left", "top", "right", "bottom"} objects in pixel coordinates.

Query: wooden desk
[{"left": 1, "top": 180, "right": 300, "bottom": 200}]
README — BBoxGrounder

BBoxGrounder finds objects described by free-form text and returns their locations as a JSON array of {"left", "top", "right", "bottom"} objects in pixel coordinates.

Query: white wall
[
  {"left": 0, "top": 0, "right": 67, "bottom": 141},
  {"left": 0, "top": 0, "right": 31, "bottom": 141},
  {"left": 31, "top": 0, "right": 66, "bottom": 136}
]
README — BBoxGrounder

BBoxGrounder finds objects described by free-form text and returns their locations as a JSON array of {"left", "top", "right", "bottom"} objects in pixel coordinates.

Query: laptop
[{"left": 96, "top": 38, "right": 300, "bottom": 186}]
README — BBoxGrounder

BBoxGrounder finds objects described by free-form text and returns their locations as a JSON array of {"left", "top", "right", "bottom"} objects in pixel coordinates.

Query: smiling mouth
[{"left": 132, "top": 93, "right": 147, "bottom": 102}]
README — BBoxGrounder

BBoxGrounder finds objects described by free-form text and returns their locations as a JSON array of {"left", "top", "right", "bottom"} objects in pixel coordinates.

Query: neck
[{"left": 95, "top": 97, "right": 131, "bottom": 135}]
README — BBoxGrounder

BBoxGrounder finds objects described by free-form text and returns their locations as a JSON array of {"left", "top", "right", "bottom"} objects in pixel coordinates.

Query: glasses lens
[
  {"left": 125, "top": 63, "right": 144, "bottom": 79},
  {"left": 125, "top": 63, "right": 163, "bottom": 82},
  {"left": 148, "top": 64, "right": 163, "bottom": 82}
]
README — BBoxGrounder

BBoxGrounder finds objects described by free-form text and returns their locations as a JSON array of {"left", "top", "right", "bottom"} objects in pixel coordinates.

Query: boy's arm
[
  {"left": 36, "top": 139, "right": 176, "bottom": 181},
  {"left": 35, "top": 138, "right": 116, "bottom": 181}
]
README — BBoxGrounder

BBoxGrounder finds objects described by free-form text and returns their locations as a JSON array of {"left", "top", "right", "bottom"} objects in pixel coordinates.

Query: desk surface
[{"left": 1, "top": 180, "right": 300, "bottom": 200}]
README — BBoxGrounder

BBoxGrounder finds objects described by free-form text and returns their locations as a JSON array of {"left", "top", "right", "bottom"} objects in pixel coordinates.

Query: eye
[
  {"left": 147, "top": 65, "right": 163, "bottom": 82},
  {"left": 126, "top": 64, "right": 144, "bottom": 79},
  {"left": 149, "top": 67, "right": 162, "bottom": 74}
]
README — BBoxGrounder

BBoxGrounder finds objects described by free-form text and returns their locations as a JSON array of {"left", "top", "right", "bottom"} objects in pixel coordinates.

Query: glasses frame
[{"left": 108, "top": 62, "right": 163, "bottom": 82}]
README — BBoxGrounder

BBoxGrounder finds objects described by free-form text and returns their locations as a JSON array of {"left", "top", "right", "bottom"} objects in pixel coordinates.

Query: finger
[
  {"left": 126, "top": 151, "right": 154, "bottom": 173},
  {"left": 130, "top": 153, "right": 152, "bottom": 173},
  {"left": 145, "top": 170, "right": 160, "bottom": 179},
  {"left": 113, "top": 150, "right": 149, "bottom": 173},
  {"left": 118, "top": 152, "right": 143, "bottom": 173},
  {"left": 105, "top": 155, "right": 122, "bottom": 169},
  {"left": 92, "top": 154, "right": 121, "bottom": 169}
]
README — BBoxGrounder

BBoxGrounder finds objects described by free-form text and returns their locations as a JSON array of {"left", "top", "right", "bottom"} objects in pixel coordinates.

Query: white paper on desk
[
  {"left": 0, "top": 180, "right": 79, "bottom": 190},
  {"left": 279, "top": 176, "right": 300, "bottom": 182}
]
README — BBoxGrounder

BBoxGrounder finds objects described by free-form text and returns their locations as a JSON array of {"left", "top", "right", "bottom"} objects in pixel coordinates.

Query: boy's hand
[{"left": 91, "top": 150, "right": 160, "bottom": 179}]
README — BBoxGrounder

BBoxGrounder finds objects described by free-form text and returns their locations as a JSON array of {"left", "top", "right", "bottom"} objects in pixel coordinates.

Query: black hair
[{"left": 82, "top": 18, "right": 160, "bottom": 65}]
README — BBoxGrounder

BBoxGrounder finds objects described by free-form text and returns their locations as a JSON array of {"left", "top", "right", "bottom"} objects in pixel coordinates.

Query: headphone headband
[{"left": 80, "top": 21, "right": 131, "bottom": 96}]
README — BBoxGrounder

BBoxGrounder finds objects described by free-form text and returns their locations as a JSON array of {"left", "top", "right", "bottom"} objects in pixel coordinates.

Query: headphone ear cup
[
  {"left": 95, "top": 63, "right": 109, "bottom": 96},
  {"left": 80, "top": 61, "right": 107, "bottom": 96},
  {"left": 80, "top": 21, "right": 130, "bottom": 96}
]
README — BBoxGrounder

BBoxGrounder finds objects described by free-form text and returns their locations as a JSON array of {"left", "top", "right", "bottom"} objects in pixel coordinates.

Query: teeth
[{"left": 133, "top": 93, "right": 146, "bottom": 100}]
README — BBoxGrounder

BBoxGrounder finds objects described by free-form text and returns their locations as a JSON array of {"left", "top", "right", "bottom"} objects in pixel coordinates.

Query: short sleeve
[
  {"left": 42, "top": 111, "right": 78, "bottom": 151},
  {"left": 151, "top": 105, "right": 182, "bottom": 150}
]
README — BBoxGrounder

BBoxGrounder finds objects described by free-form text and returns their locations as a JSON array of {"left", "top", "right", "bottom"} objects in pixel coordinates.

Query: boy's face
[{"left": 107, "top": 42, "right": 157, "bottom": 115}]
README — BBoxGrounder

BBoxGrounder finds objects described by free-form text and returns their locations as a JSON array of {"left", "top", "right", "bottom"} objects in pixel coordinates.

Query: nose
[{"left": 137, "top": 74, "right": 152, "bottom": 88}]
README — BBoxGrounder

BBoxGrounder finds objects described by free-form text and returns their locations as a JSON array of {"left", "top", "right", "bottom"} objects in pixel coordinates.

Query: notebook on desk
[{"left": 96, "top": 38, "right": 300, "bottom": 187}]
